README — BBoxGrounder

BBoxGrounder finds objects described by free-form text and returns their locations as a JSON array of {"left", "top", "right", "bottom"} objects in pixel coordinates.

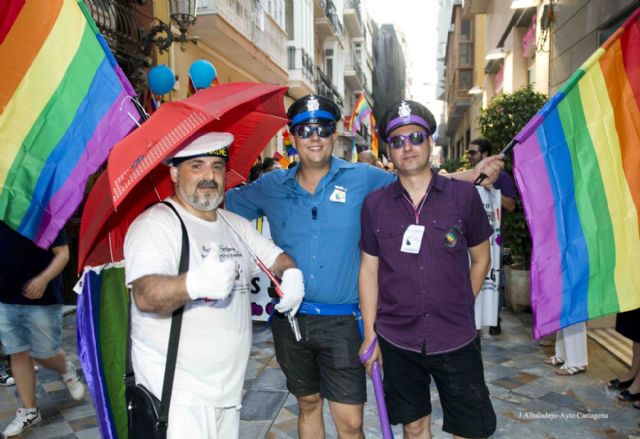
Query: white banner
[
  {"left": 474, "top": 187, "right": 502, "bottom": 329},
  {"left": 250, "top": 217, "right": 275, "bottom": 321}
]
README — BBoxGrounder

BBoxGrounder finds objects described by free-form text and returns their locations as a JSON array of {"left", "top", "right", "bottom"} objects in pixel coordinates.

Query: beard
[{"left": 178, "top": 180, "right": 224, "bottom": 212}]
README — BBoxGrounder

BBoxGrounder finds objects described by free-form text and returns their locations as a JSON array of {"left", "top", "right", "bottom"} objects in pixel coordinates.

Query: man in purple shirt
[
  {"left": 468, "top": 138, "right": 517, "bottom": 336},
  {"left": 359, "top": 100, "right": 496, "bottom": 438}
]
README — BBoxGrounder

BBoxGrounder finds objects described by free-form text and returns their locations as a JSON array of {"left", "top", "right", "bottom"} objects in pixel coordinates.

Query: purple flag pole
[{"left": 359, "top": 336, "right": 393, "bottom": 439}]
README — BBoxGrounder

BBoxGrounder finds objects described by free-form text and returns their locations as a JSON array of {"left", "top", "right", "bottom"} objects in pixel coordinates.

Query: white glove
[
  {"left": 275, "top": 268, "right": 305, "bottom": 316},
  {"left": 186, "top": 245, "right": 236, "bottom": 301}
]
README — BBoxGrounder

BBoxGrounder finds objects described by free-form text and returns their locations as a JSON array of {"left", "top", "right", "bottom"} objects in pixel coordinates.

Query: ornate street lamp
[
  {"left": 169, "top": 0, "right": 197, "bottom": 43},
  {"left": 142, "top": 0, "right": 198, "bottom": 54}
]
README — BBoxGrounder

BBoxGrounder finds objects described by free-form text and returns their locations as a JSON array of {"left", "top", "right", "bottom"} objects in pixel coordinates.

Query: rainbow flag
[
  {"left": 512, "top": 7, "right": 640, "bottom": 338},
  {"left": 0, "top": 0, "right": 139, "bottom": 249},
  {"left": 283, "top": 130, "right": 297, "bottom": 157},
  {"left": 350, "top": 93, "right": 372, "bottom": 135},
  {"left": 273, "top": 151, "right": 289, "bottom": 168},
  {"left": 370, "top": 113, "right": 379, "bottom": 157},
  {"left": 77, "top": 266, "right": 129, "bottom": 439}
]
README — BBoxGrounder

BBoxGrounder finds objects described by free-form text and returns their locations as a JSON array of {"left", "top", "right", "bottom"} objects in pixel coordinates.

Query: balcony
[
  {"left": 314, "top": 0, "right": 344, "bottom": 42},
  {"left": 315, "top": 66, "right": 344, "bottom": 111},
  {"left": 287, "top": 46, "right": 316, "bottom": 99},
  {"left": 344, "top": 54, "right": 365, "bottom": 91},
  {"left": 193, "top": 0, "right": 288, "bottom": 84},
  {"left": 343, "top": 0, "right": 363, "bottom": 37}
]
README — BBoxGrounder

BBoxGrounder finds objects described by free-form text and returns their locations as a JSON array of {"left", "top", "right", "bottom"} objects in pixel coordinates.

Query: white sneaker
[
  {"left": 62, "top": 361, "right": 85, "bottom": 400},
  {"left": 0, "top": 371, "right": 15, "bottom": 386},
  {"left": 4, "top": 408, "right": 41, "bottom": 437}
]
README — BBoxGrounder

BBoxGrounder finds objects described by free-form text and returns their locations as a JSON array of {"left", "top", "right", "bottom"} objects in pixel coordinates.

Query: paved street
[{"left": 1, "top": 310, "right": 639, "bottom": 438}]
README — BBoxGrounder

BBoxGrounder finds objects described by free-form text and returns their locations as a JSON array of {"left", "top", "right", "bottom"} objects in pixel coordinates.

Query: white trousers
[
  {"left": 555, "top": 322, "right": 588, "bottom": 367},
  {"left": 167, "top": 404, "right": 240, "bottom": 439}
]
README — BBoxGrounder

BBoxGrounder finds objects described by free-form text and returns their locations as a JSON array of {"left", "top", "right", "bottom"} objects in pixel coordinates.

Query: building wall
[{"left": 549, "top": 0, "right": 639, "bottom": 93}]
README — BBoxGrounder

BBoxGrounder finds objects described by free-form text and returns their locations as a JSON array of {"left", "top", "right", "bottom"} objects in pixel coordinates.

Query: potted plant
[{"left": 478, "top": 85, "right": 547, "bottom": 311}]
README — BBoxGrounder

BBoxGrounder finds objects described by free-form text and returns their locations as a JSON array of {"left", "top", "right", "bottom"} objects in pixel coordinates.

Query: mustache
[{"left": 197, "top": 180, "right": 218, "bottom": 189}]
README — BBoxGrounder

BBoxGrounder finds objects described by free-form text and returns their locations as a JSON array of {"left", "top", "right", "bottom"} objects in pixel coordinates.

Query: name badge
[
  {"left": 401, "top": 224, "right": 425, "bottom": 254},
  {"left": 330, "top": 185, "right": 347, "bottom": 203}
]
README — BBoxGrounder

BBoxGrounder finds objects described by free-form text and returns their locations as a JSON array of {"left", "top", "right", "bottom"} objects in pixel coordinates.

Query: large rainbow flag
[
  {"left": 513, "top": 7, "right": 640, "bottom": 338},
  {"left": 0, "top": 0, "right": 139, "bottom": 248}
]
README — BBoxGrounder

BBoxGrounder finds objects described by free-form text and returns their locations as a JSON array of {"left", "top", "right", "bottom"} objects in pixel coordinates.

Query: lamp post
[{"left": 142, "top": 0, "right": 198, "bottom": 54}]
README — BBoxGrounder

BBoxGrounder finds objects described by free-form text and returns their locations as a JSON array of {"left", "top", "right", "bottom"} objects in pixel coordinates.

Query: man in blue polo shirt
[
  {"left": 226, "top": 94, "right": 504, "bottom": 439},
  {"left": 359, "top": 100, "right": 497, "bottom": 438}
]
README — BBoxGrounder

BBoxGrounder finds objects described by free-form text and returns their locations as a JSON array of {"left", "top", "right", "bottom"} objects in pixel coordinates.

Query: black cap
[
  {"left": 378, "top": 100, "right": 437, "bottom": 140},
  {"left": 287, "top": 94, "right": 341, "bottom": 128}
]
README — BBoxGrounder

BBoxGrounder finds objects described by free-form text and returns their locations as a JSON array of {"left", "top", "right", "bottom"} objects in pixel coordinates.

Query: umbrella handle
[{"left": 359, "top": 336, "right": 393, "bottom": 439}]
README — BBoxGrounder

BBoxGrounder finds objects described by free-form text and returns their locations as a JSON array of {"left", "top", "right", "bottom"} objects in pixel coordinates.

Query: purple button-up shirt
[{"left": 360, "top": 172, "right": 493, "bottom": 355}]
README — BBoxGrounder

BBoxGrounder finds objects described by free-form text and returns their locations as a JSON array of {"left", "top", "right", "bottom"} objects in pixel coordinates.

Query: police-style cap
[
  {"left": 164, "top": 132, "right": 233, "bottom": 166},
  {"left": 287, "top": 94, "right": 341, "bottom": 128},
  {"left": 378, "top": 100, "right": 437, "bottom": 140}
]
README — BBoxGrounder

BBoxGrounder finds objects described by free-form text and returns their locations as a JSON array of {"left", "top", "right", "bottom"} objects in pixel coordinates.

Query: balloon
[
  {"left": 189, "top": 59, "right": 217, "bottom": 90},
  {"left": 147, "top": 65, "right": 175, "bottom": 95}
]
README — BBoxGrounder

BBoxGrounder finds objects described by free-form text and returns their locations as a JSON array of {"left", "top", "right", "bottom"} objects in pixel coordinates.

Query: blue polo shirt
[{"left": 226, "top": 157, "right": 394, "bottom": 304}]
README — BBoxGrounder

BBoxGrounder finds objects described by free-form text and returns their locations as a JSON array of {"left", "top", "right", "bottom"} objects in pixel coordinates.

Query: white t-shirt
[{"left": 124, "top": 199, "right": 283, "bottom": 407}]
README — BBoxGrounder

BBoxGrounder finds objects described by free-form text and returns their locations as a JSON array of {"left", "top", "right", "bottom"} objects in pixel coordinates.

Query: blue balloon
[
  {"left": 147, "top": 65, "right": 175, "bottom": 95},
  {"left": 189, "top": 59, "right": 217, "bottom": 90}
]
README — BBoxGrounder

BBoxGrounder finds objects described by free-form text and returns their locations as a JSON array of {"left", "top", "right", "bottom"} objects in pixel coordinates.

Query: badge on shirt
[
  {"left": 329, "top": 185, "right": 347, "bottom": 203},
  {"left": 401, "top": 225, "right": 425, "bottom": 254}
]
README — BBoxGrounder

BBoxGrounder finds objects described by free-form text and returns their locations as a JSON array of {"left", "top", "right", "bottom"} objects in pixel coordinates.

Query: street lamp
[
  {"left": 142, "top": 0, "right": 198, "bottom": 54},
  {"left": 169, "top": 0, "right": 197, "bottom": 42}
]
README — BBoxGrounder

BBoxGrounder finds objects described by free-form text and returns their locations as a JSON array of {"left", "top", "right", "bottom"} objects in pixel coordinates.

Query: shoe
[
  {"left": 0, "top": 371, "right": 15, "bottom": 387},
  {"left": 4, "top": 408, "right": 41, "bottom": 436},
  {"left": 555, "top": 365, "right": 586, "bottom": 376},
  {"left": 489, "top": 317, "right": 502, "bottom": 336},
  {"left": 618, "top": 389, "right": 640, "bottom": 402},
  {"left": 608, "top": 378, "right": 633, "bottom": 390},
  {"left": 544, "top": 356, "right": 565, "bottom": 366},
  {"left": 62, "top": 361, "right": 85, "bottom": 400}
]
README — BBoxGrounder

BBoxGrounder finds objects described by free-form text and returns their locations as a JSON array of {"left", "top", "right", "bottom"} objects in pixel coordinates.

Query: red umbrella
[{"left": 79, "top": 82, "right": 288, "bottom": 269}]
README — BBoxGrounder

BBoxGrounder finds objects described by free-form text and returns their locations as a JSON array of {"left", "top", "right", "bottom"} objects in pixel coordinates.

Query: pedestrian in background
[{"left": 0, "top": 222, "right": 85, "bottom": 437}]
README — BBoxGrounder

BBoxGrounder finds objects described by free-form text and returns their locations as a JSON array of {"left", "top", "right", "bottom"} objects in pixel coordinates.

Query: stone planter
[{"left": 504, "top": 265, "right": 531, "bottom": 312}]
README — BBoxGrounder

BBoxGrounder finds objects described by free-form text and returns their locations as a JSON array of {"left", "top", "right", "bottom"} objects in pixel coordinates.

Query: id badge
[
  {"left": 330, "top": 185, "right": 347, "bottom": 203},
  {"left": 401, "top": 225, "right": 425, "bottom": 254}
]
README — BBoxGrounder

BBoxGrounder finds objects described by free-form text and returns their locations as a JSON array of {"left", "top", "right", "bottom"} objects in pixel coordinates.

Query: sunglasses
[
  {"left": 386, "top": 131, "right": 427, "bottom": 149},
  {"left": 467, "top": 150, "right": 480, "bottom": 156},
  {"left": 292, "top": 124, "right": 336, "bottom": 139}
]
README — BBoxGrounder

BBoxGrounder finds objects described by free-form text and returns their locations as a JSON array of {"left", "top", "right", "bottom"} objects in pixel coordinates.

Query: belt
[{"left": 298, "top": 301, "right": 360, "bottom": 316}]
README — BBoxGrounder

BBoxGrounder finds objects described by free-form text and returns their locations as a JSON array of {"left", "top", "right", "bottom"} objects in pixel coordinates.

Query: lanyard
[{"left": 402, "top": 187, "right": 430, "bottom": 224}]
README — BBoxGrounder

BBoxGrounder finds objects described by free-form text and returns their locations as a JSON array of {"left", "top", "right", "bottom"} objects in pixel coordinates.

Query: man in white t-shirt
[{"left": 124, "top": 132, "right": 304, "bottom": 439}]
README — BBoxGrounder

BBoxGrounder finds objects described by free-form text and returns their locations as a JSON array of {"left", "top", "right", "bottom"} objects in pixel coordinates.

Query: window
[
  {"left": 459, "top": 42, "right": 472, "bottom": 66},
  {"left": 460, "top": 19, "right": 472, "bottom": 40},
  {"left": 458, "top": 69, "right": 472, "bottom": 90},
  {"left": 325, "top": 48, "right": 334, "bottom": 82}
]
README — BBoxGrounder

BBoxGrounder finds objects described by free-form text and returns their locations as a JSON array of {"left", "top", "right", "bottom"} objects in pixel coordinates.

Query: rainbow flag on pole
[
  {"left": 513, "top": 7, "right": 640, "bottom": 338},
  {"left": 0, "top": 0, "right": 140, "bottom": 249}
]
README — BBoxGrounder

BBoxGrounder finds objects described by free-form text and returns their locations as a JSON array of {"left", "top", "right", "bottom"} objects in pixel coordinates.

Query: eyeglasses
[
  {"left": 292, "top": 124, "right": 336, "bottom": 139},
  {"left": 386, "top": 131, "right": 427, "bottom": 149}
]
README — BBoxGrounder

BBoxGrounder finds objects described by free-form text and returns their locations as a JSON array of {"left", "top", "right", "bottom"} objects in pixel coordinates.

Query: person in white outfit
[
  {"left": 544, "top": 322, "right": 588, "bottom": 376},
  {"left": 124, "top": 132, "right": 305, "bottom": 438}
]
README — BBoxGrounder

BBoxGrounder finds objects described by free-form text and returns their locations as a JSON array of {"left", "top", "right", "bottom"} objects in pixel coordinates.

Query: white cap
[{"left": 164, "top": 132, "right": 234, "bottom": 165}]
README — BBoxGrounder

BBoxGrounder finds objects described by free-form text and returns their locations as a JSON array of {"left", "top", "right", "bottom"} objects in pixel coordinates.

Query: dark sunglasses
[
  {"left": 387, "top": 131, "right": 427, "bottom": 149},
  {"left": 292, "top": 124, "right": 336, "bottom": 139}
]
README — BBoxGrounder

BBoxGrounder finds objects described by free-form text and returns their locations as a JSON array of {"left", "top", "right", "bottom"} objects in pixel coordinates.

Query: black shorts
[
  {"left": 378, "top": 336, "right": 496, "bottom": 438},
  {"left": 271, "top": 313, "right": 366, "bottom": 404}
]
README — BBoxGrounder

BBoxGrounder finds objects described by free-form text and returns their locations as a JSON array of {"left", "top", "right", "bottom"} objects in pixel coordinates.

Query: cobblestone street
[{"left": 0, "top": 310, "right": 639, "bottom": 438}]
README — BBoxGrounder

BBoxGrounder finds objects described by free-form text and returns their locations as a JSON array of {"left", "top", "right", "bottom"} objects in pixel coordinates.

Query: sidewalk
[{"left": 1, "top": 310, "right": 639, "bottom": 438}]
